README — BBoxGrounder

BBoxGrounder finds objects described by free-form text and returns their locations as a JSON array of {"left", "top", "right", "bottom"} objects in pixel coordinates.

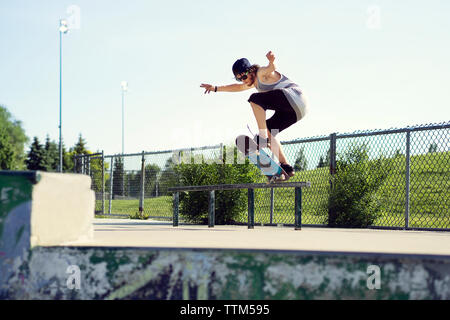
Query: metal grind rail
[{"left": 168, "top": 182, "right": 311, "bottom": 230}]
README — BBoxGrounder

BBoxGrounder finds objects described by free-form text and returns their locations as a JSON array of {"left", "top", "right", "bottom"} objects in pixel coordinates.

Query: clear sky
[{"left": 1, "top": 0, "right": 449, "bottom": 156}]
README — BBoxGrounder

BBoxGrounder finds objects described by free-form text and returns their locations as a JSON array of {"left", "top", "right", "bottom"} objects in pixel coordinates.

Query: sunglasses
[{"left": 235, "top": 70, "right": 250, "bottom": 82}]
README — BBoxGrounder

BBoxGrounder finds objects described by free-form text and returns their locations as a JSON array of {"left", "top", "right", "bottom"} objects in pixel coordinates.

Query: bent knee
[
  {"left": 248, "top": 92, "right": 265, "bottom": 107},
  {"left": 248, "top": 93, "right": 259, "bottom": 102}
]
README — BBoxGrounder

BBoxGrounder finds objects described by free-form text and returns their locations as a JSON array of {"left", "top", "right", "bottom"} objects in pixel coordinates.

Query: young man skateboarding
[{"left": 200, "top": 51, "right": 308, "bottom": 178}]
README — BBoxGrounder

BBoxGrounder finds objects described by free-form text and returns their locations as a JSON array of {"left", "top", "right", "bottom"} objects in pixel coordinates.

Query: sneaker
[
  {"left": 267, "top": 174, "right": 287, "bottom": 183},
  {"left": 280, "top": 163, "right": 295, "bottom": 177}
]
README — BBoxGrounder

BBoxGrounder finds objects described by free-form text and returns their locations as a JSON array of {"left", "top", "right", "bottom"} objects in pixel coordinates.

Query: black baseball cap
[{"left": 232, "top": 58, "right": 252, "bottom": 76}]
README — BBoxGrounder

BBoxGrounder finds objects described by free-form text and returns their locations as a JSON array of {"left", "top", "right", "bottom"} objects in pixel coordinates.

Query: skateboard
[{"left": 235, "top": 135, "right": 288, "bottom": 183}]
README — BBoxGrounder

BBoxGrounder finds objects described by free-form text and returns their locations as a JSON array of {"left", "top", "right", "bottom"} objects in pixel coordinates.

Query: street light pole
[
  {"left": 59, "top": 19, "right": 69, "bottom": 172},
  {"left": 121, "top": 81, "right": 128, "bottom": 155}
]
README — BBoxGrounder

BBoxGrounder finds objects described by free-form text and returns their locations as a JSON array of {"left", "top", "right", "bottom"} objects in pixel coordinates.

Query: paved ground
[{"left": 63, "top": 219, "right": 450, "bottom": 256}]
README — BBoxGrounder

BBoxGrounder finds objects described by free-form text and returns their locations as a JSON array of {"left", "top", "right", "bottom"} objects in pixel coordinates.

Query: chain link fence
[{"left": 75, "top": 121, "right": 449, "bottom": 230}]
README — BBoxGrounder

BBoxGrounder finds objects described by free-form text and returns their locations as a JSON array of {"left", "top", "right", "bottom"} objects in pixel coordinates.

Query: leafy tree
[
  {"left": 63, "top": 143, "right": 74, "bottom": 172},
  {"left": 0, "top": 129, "right": 15, "bottom": 169},
  {"left": 125, "top": 170, "right": 139, "bottom": 197},
  {"left": 158, "top": 157, "right": 180, "bottom": 196},
  {"left": 144, "top": 164, "right": 161, "bottom": 197},
  {"left": 90, "top": 152, "right": 106, "bottom": 193},
  {"left": 0, "top": 105, "right": 28, "bottom": 169}
]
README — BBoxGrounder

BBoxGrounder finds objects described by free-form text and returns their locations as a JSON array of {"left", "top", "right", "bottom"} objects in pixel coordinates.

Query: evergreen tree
[
  {"left": 71, "top": 134, "right": 90, "bottom": 173},
  {"left": 112, "top": 157, "right": 125, "bottom": 197},
  {"left": 294, "top": 147, "right": 308, "bottom": 172},
  {"left": 393, "top": 149, "right": 403, "bottom": 158},
  {"left": 317, "top": 149, "right": 331, "bottom": 168},
  {"left": 73, "top": 133, "right": 89, "bottom": 155},
  {"left": 26, "top": 137, "right": 46, "bottom": 170},
  {"left": 317, "top": 156, "right": 326, "bottom": 168},
  {"left": 42, "top": 135, "right": 59, "bottom": 171},
  {"left": 428, "top": 143, "right": 438, "bottom": 154}
]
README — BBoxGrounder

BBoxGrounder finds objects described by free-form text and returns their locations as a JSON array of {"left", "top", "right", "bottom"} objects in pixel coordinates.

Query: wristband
[{"left": 215, "top": 86, "right": 217, "bottom": 92}]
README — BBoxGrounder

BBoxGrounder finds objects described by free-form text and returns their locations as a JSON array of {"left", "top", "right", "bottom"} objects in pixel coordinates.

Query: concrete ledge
[
  {"left": 0, "top": 171, "right": 95, "bottom": 248},
  {"left": 1, "top": 170, "right": 95, "bottom": 295},
  {"left": 0, "top": 171, "right": 94, "bottom": 248},
  {"left": 30, "top": 172, "right": 94, "bottom": 246}
]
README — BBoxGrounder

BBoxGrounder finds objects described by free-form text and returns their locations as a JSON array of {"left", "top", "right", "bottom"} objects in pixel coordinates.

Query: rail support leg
[
  {"left": 295, "top": 187, "right": 302, "bottom": 230},
  {"left": 173, "top": 192, "right": 179, "bottom": 227},
  {"left": 208, "top": 190, "right": 215, "bottom": 228},
  {"left": 248, "top": 188, "right": 255, "bottom": 229}
]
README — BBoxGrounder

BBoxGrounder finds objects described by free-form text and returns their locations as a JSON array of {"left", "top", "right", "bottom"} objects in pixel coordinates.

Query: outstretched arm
[
  {"left": 200, "top": 83, "right": 254, "bottom": 94},
  {"left": 257, "top": 51, "right": 276, "bottom": 79}
]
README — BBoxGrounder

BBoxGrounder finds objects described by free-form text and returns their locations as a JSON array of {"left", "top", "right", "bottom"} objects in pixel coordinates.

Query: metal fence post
[
  {"left": 121, "top": 156, "right": 125, "bottom": 197},
  {"left": 248, "top": 188, "right": 255, "bottom": 229},
  {"left": 108, "top": 156, "right": 114, "bottom": 215},
  {"left": 208, "top": 190, "right": 215, "bottom": 227},
  {"left": 270, "top": 188, "right": 274, "bottom": 224},
  {"left": 139, "top": 151, "right": 145, "bottom": 216},
  {"left": 295, "top": 187, "right": 302, "bottom": 230},
  {"left": 173, "top": 192, "right": 179, "bottom": 227},
  {"left": 330, "top": 133, "right": 337, "bottom": 176},
  {"left": 328, "top": 133, "right": 337, "bottom": 225},
  {"left": 405, "top": 130, "right": 411, "bottom": 229},
  {"left": 101, "top": 151, "right": 105, "bottom": 215}
]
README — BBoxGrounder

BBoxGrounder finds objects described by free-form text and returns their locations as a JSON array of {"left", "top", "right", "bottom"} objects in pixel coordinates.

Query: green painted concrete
[
  {"left": 0, "top": 171, "right": 37, "bottom": 296},
  {"left": 2, "top": 247, "right": 450, "bottom": 299}
]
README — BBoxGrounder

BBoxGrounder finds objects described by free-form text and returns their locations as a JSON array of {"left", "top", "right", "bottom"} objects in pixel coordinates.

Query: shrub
[
  {"left": 327, "top": 144, "right": 391, "bottom": 228},
  {"left": 129, "top": 211, "right": 149, "bottom": 220},
  {"left": 175, "top": 145, "right": 259, "bottom": 224}
]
